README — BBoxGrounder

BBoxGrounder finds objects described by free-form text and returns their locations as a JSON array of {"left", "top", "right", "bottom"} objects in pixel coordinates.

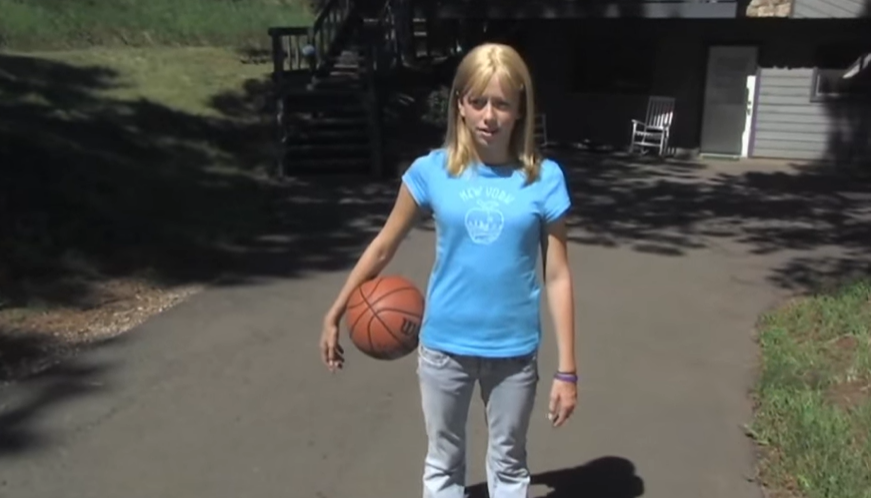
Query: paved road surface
[{"left": 3, "top": 157, "right": 868, "bottom": 498}]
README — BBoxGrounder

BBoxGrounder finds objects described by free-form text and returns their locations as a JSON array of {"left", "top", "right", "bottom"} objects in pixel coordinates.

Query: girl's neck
[{"left": 475, "top": 147, "right": 513, "bottom": 166}]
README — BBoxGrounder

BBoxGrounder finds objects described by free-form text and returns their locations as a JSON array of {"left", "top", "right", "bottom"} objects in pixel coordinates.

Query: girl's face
[{"left": 458, "top": 76, "right": 521, "bottom": 162}]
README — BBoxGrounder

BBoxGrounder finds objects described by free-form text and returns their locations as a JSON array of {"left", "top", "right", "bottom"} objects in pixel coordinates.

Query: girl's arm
[
  {"left": 543, "top": 218, "right": 576, "bottom": 373},
  {"left": 324, "top": 184, "right": 424, "bottom": 323}
]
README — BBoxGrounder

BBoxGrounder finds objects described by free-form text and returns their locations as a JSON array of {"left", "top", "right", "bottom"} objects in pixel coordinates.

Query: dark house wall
[{"left": 524, "top": 19, "right": 758, "bottom": 152}]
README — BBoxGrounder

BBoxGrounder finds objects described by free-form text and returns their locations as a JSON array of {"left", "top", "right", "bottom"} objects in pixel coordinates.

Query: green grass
[
  {"left": 0, "top": 0, "right": 312, "bottom": 50},
  {"left": 750, "top": 280, "right": 871, "bottom": 498},
  {"left": 22, "top": 46, "right": 272, "bottom": 116}
]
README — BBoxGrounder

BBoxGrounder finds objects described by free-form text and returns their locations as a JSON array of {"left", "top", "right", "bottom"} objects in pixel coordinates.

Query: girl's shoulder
[
  {"left": 537, "top": 156, "right": 567, "bottom": 185},
  {"left": 538, "top": 156, "right": 563, "bottom": 176},
  {"left": 406, "top": 148, "right": 448, "bottom": 174}
]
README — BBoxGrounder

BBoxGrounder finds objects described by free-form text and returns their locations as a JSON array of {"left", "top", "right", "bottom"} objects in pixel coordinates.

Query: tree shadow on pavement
[
  {"left": 547, "top": 149, "right": 871, "bottom": 293},
  {"left": 0, "top": 333, "right": 127, "bottom": 458},
  {"left": 466, "top": 456, "right": 644, "bottom": 498}
]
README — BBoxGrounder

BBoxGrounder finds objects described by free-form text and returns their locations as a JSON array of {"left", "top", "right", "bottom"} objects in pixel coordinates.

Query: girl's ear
[{"left": 457, "top": 94, "right": 466, "bottom": 119}]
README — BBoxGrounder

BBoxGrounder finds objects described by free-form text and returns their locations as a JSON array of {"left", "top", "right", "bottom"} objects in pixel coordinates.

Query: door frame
[{"left": 741, "top": 71, "right": 757, "bottom": 157}]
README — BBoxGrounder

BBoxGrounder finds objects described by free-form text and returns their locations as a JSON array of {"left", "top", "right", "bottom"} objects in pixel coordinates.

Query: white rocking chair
[{"left": 629, "top": 96, "right": 674, "bottom": 156}]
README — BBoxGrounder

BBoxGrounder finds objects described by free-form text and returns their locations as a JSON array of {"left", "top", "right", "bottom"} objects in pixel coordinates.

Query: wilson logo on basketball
[{"left": 400, "top": 317, "right": 421, "bottom": 337}]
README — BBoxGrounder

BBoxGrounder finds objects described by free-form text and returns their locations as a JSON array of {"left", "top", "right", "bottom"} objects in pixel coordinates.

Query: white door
[{"left": 700, "top": 46, "right": 759, "bottom": 157}]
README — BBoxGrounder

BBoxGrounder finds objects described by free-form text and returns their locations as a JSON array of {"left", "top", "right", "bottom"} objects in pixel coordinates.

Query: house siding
[
  {"left": 752, "top": 67, "right": 871, "bottom": 162},
  {"left": 791, "top": 0, "right": 868, "bottom": 18}
]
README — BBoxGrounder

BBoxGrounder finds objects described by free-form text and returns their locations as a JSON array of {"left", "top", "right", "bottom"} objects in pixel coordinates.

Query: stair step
[
  {"left": 281, "top": 87, "right": 360, "bottom": 97},
  {"left": 322, "top": 72, "right": 361, "bottom": 81},
  {"left": 331, "top": 62, "right": 362, "bottom": 70},
  {"left": 288, "top": 129, "right": 370, "bottom": 142},
  {"left": 333, "top": 53, "right": 364, "bottom": 62},
  {"left": 291, "top": 115, "right": 368, "bottom": 125},
  {"left": 319, "top": 70, "right": 362, "bottom": 78},
  {"left": 282, "top": 97, "right": 364, "bottom": 107},
  {"left": 314, "top": 76, "right": 362, "bottom": 86},
  {"left": 286, "top": 124, "right": 368, "bottom": 136},
  {"left": 282, "top": 102, "right": 365, "bottom": 114},
  {"left": 281, "top": 87, "right": 362, "bottom": 98},
  {"left": 288, "top": 108, "right": 368, "bottom": 118},
  {"left": 331, "top": 55, "right": 364, "bottom": 66},
  {"left": 286, "top": 143, "right": 370, "bottom": 153},
  {"left": 284, "top": 157, "right": 373, "bottom": 176},
  {"left": 287, "top": 138, "right": 370, "bottom": 148},
  {"left": 286, "top": 121, "right": 368, "bottom": 134},
  {"left": 313, "top": 83, "right": 363, "bottom": 92},
  {"left": 282, "top": 93, "right": 364, "bottom": 105}
]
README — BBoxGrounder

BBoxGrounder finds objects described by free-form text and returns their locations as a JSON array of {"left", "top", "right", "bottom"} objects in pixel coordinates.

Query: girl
[{"left": 320, "top": 42, "right": 577, "bottom": 498}]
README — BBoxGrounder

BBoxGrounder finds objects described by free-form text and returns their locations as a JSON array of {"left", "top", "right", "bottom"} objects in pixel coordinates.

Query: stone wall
[{"left": 746, "top": 0, "right": 793, "bottom": 17}]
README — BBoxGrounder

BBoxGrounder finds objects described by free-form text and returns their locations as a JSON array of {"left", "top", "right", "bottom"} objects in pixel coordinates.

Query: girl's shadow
[{"left": 466, "top": 456, "right": 645, "bottom": 498}]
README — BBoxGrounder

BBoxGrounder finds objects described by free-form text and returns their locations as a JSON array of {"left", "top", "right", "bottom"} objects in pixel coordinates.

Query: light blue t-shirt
[{"left": 402, "top": 148, "right": 571, "bottom": 358}]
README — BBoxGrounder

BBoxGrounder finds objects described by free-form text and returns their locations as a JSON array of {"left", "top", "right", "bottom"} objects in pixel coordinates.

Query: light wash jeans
[{"left": 417, "top": 344, "right": 539, "bottom": 498}]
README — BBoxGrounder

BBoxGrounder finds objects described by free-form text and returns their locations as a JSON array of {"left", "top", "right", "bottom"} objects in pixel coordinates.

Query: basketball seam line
[
  {"left": 345, "top": 300, "right": 365, "bottom": 310},
  {"left": 366, "top": 313, "right": 379, "bottom": 357},
  {"left": 361, "top": 290, "right": 416, "bottom": 350},
  {"left": 365, "top": 276, "right": 385, "bottom": 300},
  {"left": 347, "top": 296, "right": 370, "bottom": 335},
  {"left": 366, "top": 285, "right": 420, "bottom": 309},
  {"left": 371, "top": 307, "right": 423, "bottom": 318}
]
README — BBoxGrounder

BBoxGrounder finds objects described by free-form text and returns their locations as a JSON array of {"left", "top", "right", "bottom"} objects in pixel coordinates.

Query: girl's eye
[{"left": 468, "top": 98, "right": 511, "bottom": 110}]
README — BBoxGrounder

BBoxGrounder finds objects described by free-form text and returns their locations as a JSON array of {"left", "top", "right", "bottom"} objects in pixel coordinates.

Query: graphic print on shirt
[{"left": 459, "top": 186, "right": 515, "bottom": 245}]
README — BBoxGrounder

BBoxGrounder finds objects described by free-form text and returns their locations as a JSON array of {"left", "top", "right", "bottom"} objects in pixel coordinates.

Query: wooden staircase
[
  {"left": 409, "top": 15, "right": 461, "bottom": 61},
  {"left": 268, "top": 0, "right": 396, "bottom": 177},
  {"left": 278, "top": 46, "right": 374, "bottom": 174},
  {"left": 268, "top": 0, "right": 465, "bottom": 177}
]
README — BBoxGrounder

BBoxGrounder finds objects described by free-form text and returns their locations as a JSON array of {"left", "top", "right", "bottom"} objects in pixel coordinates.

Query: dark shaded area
[
  {"left": 0, "top": 53, "right": 399, "bottom": 307},
  {"left": 467, "top": 456, "right": 644, "bottom": 498},
  {"left": 0, "top": 53, "right": 402, "bottom": 455}
]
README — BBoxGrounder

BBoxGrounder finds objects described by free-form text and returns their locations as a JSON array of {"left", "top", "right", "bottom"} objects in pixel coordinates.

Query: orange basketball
[{"left": 344, "top": 275, "right": 425, "bottom": 360}]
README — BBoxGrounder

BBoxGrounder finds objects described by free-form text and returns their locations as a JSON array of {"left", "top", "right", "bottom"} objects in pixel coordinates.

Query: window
[{"left": 811, "top": 43, "right": 871, "bottom": 102}]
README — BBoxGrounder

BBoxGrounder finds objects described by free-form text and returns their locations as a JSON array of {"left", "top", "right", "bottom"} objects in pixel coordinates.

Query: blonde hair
[{"left": 443, "top": 42, "right": 542, "bottom": 183}]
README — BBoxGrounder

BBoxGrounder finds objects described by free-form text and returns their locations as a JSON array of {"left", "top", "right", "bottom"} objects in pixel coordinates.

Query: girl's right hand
[{"left": 320, "top": 312, "right": 344, "bottom": 372}]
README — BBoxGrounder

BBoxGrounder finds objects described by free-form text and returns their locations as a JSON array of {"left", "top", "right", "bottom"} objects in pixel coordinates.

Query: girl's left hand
[{"left": 548, "top": 378, "right": 578, "bottom": 428}]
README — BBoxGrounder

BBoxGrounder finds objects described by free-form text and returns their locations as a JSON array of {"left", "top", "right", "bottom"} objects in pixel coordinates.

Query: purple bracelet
[{"left": 554, "top": 372, "right": 578, "bottom": 383}]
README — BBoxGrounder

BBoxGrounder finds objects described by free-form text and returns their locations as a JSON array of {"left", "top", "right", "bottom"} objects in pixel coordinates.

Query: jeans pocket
[
  {"left": 417, "top": 344, "right": 452, "bottom": 370},
  {"left": 509, "top": 352, "right": 539, "bottom": 382}
]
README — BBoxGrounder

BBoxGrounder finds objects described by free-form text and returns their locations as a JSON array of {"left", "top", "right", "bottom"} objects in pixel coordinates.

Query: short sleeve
[
  {"left": 540, "top": 159, "right": 571, "bottom": 223},
  {"left": 401, "top": 153, "right": 433, "bottom": 210}
]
